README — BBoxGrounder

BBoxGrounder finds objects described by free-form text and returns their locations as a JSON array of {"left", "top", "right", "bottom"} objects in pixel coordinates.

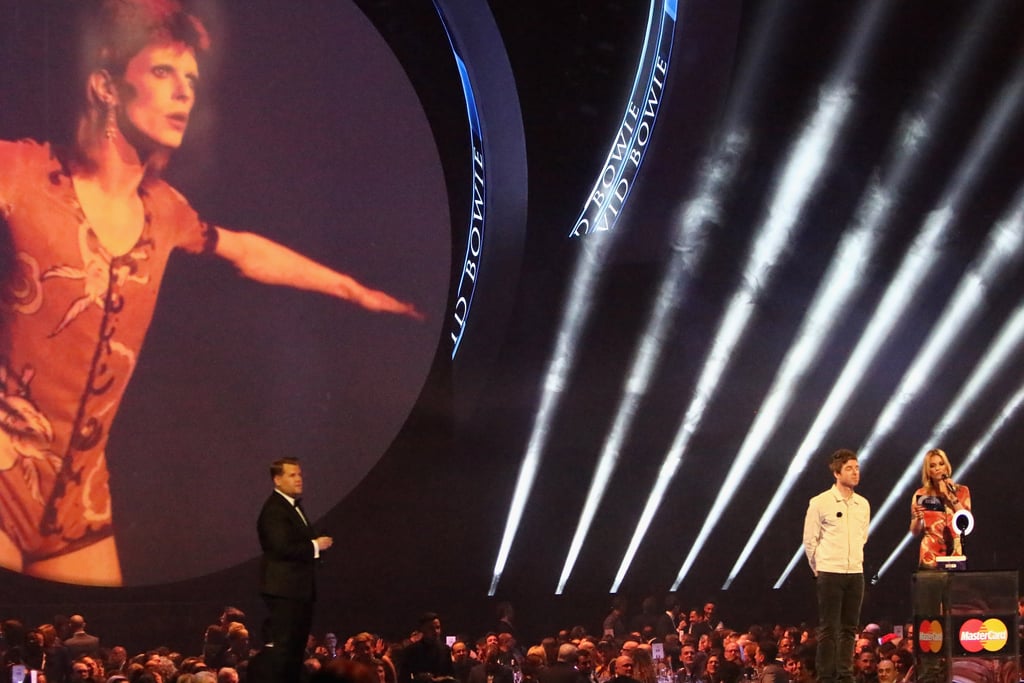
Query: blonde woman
[{"left": 909, "top": 448, "right": 971, "bottom": 567}]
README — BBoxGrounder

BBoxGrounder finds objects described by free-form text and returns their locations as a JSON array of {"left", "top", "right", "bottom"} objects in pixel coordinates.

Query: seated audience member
[
  {"left": 401, "top": 613, "right": 455, "bottom": 683},
  {"left": 577, "top": 648, "right": 598, "bottom": 683},
  {"left": 594, "top": 642, "right": 615, "bottom": 683},
  {"left": 0, "top": 610, "right": 945, "bottom": 683},
  {"left": 497, "top": 633, "right": 523, "bottom": 670},
  {"left": 854, "top": 649, "right": 878, "bottom": 683},
  {"left": 632, "top": 645, "right": 657, "bottom": 683},
  {"left": 782, "top": 656, "right": 806, "bottom": 683},
  {"left": 81, "top": 654, "right": 106, "bottom": 681},
  {"left": 539, "top": 644, "right": 582, "bottom": 683},
  {"left": 610, "top": 656, "right": 638, "bottom": 683},
  {"left": 352, "top": 632, "right": 384, "bottom": 671},
  {"left": 469, "top": 649, "right": 513, "bottom": 683},
  {"left": 715, "top": 647, "right": 742, "bottom": 683},
  {"left": 146, "top": 654, "right": 176, "bottom": 682},
  {"left": 776, "top": 636, "right": 794, "bottom": 661},
  {"left": 890, "top": 652, "right": 914, "bottom": 683},
  {"left": 704, "top": 654, "right": 723, "bottom": 683},
  {"left": 71, "top": 659, "right": 91, "bottom": 680},
  {"left": 721, "top": 642, "right": 742, "bottom": 669},
  {"left": 875, "top": 658, "right": 898, "bottom": 683},
  {"left": 522, "top": 648, "right": 547, "bottom": 683},
  {"left": 105, "top": 645, "right": 128, "bottom": 675},
  {"left": 741, "top": 642, "right": 757, "bottom": 673},
  {"left": 476, "top": 635, "right": 498, "bottom": 663},
  {"left": 754, "top": 642, "right": 787, "bottom": 683},
  {"left": 676, "top": 641, "right": 704, "bottom": 683},
  {"left": 452, "top": 641, "right": 475, "bottom": 683}
]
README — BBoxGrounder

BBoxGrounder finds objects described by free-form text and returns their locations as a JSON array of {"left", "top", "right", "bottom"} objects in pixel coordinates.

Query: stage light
[
  {"left": 727, "top": 0, "right": 1009, "bottom": 588},
  {"left": 663, "top": 81, "right": 858, "bottom": 591},
  {"left": 710, "top": 191, "right": 888, "bottom": 590},
  {"left": 865, "top": 202, "right": 1024, "bottom": 526},
  {"left": 554, "top": 133, "right": 745, "bottom": 595},
  {"left": 552, "top": 0, "right": 794, "bottom": 594},
  {"left": 790, "top": 292, "right": 1024, "bottom": 587},
  {"left": 858, "top": 52, "right": 1024, "bottom": 458},
  {"left": 653, "top": 0, "right": 896, "bottom": 593},
  {"left": 875, "top": 532, "right": 915, "bottom": 579},
  {"left": 771, "top": 51, "right": 1024, "bottom": 588},
  {"left": 489, "top": 0, "right": 678, "bottom": 596},
  {"left": 858, "top": 189, "right": 1024, "bottom": 465},
  {"left": 488, "top": 236, "right": 615, "bottom": 596}
]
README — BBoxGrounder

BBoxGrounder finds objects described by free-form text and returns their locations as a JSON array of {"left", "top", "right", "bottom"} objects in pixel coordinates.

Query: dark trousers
[
  {"left": 815, "top": 571, "right": 864, "bottom": 683},
  {"left": 263, "top": 594, "right": 314, "bottom": 683}
]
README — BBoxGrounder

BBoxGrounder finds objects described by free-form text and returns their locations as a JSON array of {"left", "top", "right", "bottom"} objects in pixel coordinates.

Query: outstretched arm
[{"left": 214, "top": 227, "right": 423, "bottom": 319}]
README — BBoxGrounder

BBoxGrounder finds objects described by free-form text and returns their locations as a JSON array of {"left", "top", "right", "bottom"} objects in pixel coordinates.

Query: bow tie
[{"left": 292, "top": 498, "right": 310, "bottom": 525}]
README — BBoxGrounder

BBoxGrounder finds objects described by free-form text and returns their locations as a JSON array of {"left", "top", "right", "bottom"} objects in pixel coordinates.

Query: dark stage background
[{"left": 2, "top": 0, "right": 1023, "bottom": 654}]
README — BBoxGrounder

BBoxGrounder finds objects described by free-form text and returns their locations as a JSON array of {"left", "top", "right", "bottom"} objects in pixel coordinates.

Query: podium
[{"left": 912, "top": 570, "right": 1018, "bottom": 683}]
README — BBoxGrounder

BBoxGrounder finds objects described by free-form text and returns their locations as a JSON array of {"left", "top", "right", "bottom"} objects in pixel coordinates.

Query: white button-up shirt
[{"left": 803, "top": 484, "right": 870, "bottom": 575}]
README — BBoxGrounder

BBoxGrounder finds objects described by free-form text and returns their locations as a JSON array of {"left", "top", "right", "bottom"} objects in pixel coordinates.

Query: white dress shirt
[{"left": 275, "top": 489, "right": 320, "bottom": 558}]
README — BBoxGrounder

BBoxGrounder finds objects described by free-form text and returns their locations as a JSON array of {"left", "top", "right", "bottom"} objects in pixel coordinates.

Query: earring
[{"left": 105, "top": 101, "right": 117, "bottom": 140}]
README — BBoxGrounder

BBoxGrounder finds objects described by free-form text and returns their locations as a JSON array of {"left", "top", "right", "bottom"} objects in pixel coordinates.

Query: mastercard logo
[
  {"left": 918, "top": 620, "right": 943, "bottom": 653},
  {"left": 959, "top": 618, "right": 1009, "bottom": 653}
]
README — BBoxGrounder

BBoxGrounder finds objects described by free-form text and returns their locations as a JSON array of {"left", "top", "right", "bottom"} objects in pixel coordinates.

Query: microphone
[{"left": 941, "top": 474, "right": 958, "bottom": 493}]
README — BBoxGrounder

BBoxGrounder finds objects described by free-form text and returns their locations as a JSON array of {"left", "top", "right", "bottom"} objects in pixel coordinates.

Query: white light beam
[
  {"left": 772, "top": 45, "right": 1024, "bottom": 588},
  {"left": 731, "top": 0, "right": 1007, "bottom": 586}
]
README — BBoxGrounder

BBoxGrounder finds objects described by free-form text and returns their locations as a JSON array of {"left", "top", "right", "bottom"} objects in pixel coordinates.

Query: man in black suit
[
  {"left": 257, "top": 457, "right": 334, "bottom": 683},
  {"left": 399, "top": 613, "right": 455, "bottom": 683},
  {"left": 64, "top": 614, "right": 100, "bottom": 660},
  {"left": 539, "top": 644, "right": 586, "bottom": 683}
]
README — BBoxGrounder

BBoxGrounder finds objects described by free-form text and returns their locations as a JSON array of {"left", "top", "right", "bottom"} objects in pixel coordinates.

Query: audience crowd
[{"left": 3, "top": 596, "right": 1022, "bottom": 683}]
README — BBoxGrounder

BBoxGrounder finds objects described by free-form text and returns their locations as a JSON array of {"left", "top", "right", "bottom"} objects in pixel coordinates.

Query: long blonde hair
[{"left": 920, "top": 448, "right": 952, "bottom": 489}]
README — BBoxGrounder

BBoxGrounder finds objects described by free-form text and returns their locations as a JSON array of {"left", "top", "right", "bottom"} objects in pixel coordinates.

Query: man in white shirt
[{"left": 803, "top": 449, "right": 870, "bottom": 683}]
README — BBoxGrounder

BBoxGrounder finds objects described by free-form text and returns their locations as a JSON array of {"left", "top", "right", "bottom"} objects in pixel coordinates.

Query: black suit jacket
[
  {"left": 539, "top": 662, "right": 585, "bottom": 683},
  {"left": 257, "top": 490, "right": 317, "bottom": 600},
  {"left": 64, "top": 631, "right": 101, "bottom": 660}
]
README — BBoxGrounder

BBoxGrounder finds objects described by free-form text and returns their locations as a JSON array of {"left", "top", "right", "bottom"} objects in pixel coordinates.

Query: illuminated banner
[
  {"left": 436, "top": 4, "right": 487, "bottom": 359},
  {"left": 570, "top": 0, "right": 678, "bottom": 237}
]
